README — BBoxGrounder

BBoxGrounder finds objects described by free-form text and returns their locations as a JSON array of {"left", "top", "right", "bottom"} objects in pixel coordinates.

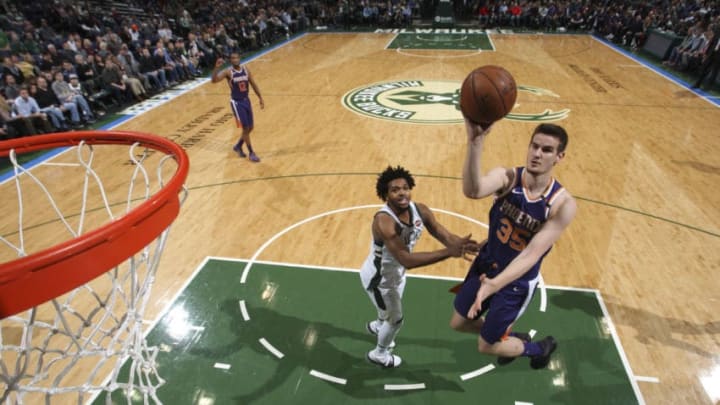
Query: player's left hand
[
  {"left": 259, "top": 98, "right": 265, "bottom": 109},
  {"left": 467, "top": 274, "right": 497, "bottom": 319}
]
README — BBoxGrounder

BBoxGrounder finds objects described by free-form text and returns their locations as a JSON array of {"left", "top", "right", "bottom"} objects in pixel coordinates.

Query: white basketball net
[{"left": 0, "top": 141, "right": 186, "bottom": 404}]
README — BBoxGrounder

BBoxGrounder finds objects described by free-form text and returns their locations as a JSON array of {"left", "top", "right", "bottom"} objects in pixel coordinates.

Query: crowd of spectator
[{"left": 0, "top": 0, "right": 718, "bottom": 139}]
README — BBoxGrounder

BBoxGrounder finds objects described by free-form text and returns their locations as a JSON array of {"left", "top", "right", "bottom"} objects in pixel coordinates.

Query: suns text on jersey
[{"left": 498, "top": 200, "right": 542, "bottom": 233}]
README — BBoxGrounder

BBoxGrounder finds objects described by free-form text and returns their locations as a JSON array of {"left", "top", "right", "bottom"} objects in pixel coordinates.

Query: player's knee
[
  {"left": 477, "top": 338, "right": 494, "bottom": 354},
  {"left": 449, "top": 311, "right": 468, "bottom": 331},
  {"left": 449, "top": 317, "right": 464, "bottom": 331},
  {"left": 389, "top": 315, "right": 403, "bottom": 326}
]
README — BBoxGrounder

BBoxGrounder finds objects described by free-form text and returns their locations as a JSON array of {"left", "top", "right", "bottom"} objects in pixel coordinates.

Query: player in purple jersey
[
  {"left": 211, "top": 52, "right": 265, "bottom": 162},
  {"left": 449, "top": 119, "right": 577, "bottom": 369}
]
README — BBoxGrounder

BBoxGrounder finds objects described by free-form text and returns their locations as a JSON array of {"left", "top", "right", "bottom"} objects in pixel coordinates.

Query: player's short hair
[
  {"left": 532, "top": 123, "right": 568, "bottom": 153},
  {"left": 376, "top": 165, "right": 415, "bottom": 201}
]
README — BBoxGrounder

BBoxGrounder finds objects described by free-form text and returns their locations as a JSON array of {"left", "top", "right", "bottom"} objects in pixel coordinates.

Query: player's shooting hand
[
  {"left": 465, "top": 118, "right": 493, "bottom": 141},
  {"left": 214, "top": 58, "right": 224, "bottom": 68}
]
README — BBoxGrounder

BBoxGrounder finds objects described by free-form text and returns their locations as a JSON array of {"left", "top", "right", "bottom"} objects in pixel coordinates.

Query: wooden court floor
[{"left": 1, "top": 33, "right": 719, "bottom": 404}]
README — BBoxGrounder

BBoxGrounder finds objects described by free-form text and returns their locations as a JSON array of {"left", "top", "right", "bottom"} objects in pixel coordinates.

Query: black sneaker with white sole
[
  {"left": 530, "top": 336, "right": 557, "bottom": 369},
  {"left": 497, "top": 332, "right": 532, "bottom": 365}
]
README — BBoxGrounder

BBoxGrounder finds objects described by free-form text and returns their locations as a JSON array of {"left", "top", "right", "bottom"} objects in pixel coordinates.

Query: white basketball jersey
[{"left": 360, "top": 202, "right": 424, "bottom": 290}]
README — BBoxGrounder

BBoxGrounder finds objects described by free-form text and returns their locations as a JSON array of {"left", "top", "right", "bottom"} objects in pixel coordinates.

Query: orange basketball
[{"left": 460, "top": 66, "right": 517, "bottom": 126}]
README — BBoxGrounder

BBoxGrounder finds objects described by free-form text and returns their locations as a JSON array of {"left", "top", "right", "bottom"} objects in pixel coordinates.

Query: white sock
[{"left": 377, "top": 319, "right": 401, "bottom": 350}]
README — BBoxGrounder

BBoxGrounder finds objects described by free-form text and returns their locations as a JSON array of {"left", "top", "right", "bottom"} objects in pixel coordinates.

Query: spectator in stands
[
  {"left": 681, "top": 26, "right": 714, "bottom": 71},
  {"left": 479, "top": 4, "right": 491, "bottom": 26},
  {"left": 2, "top": 56, "right": 25, "bottom": 84},
  {"left": 38, "top": 52, "right": 55, "bottom": 72},
  {"left": 101, "top": 56, "right": 130, "bottom": 103},
  {"left": 693, "top": 25, "right": 720, "bottom": 89},
  {"left": 172, "top": 39, "right": 200, "bottom": 77},
  {"left": 138, "top": 47, "right": 168, "bottom": 90},
  {"left": 238, "top": 20, "right": 258, "bottom": 51},
  {"left": 46, "top": 44, "right": 63, "bottom": 67},
  {"left": 61, "top": 60, "right": 77, "bottom": 81},
  {"left": 568, "top": 11, "right": 586, "bottom": 31},
  {"left": 17, "top": 53, "right": 39, "bottom": 81},
  {"left": 68, "top": 73, "right": 106, "bottom": 116},
  {"left": 75, "top": 53, "right": 98, "bottom": 83},
  {"left": 52, "top": 71, "right": 95, "bottom": 123},
  {"left": 13, "top": 86, "right": 53, "bottom": 133},
  {"left": 113, "top": 55, "right": 147, "bottom": 101},
  {"left": 118, "top": 44, "right": 151, "bottom": 90},
  {"left": 154, "top": 42, "right": 183, "bottom": 84},
  {"left": 0, "top": 92, "right": 42, "bottom": 138},
  {"left": 4, "top": 74, "right": 21, "bottom": 100},
  {"left": 158, "top": 22, "right": 173, "bottom": 41},
  {"left": 664, "top": 26, "right": 701, "bottom": 67},
  {"left": 623, "top": 13, "right": 647, "bottom": 49},
  {"left": 510, "top": 2, "right": 522, "bottom": 27},
  {"left": 127, "top": 24, "right": 141, "bottom": 48},
  {"left": 32, "top": 76, "right": 80, "bottom": 129},
  {"left": 187, "top": 32, "right": 211, "bottom": 69}
]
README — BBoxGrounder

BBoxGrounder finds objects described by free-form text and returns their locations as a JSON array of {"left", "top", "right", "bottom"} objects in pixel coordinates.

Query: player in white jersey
[{"left": 360, "top": 166, "right": 480, "bottom": 368}]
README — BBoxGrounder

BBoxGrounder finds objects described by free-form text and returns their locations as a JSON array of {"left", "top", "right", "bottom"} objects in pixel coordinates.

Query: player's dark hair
[
  {"left": 532, "top": 124, "right": 568, "bottom": 153},
  {"left": 376, "top": 165, "right": 415, "bottom": 201}
]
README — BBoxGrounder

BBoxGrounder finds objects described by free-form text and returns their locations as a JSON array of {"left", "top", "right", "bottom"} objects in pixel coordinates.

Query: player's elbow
[
  {"left": 463, "top": 186, "right": 484, "bottom": 199},
  {"left": 398, "top": 257, "right": 418, "bottom": 269}
]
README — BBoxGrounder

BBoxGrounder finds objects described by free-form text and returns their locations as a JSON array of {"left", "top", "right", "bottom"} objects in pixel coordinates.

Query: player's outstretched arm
[
  {"left": 416, "top": 203, "right": 480, "bottom": 260},
  {"left": 211, "top": 58, "right": 227, "bottom": 83},
  {"left": 247, "top": 67, "right": 264, "bottom": 109},
  {"left": 374, "top": 213, "right": 470, "bottom": 270},
  {"left": 462, "top": 119, "right": 513, "bottom": 199},
  {"left": 467, "top": 193, "right": 577, "bottom": 318}
]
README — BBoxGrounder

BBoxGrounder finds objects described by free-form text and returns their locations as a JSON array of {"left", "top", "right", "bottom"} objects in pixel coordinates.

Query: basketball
[{"left": 459, "top": 66, "right": 517, "bottom": 126}]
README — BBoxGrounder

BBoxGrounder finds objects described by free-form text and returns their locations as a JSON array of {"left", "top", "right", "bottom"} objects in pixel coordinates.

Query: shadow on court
[{"left": 186, "top": 299, "right": 497, "bottom": 404}]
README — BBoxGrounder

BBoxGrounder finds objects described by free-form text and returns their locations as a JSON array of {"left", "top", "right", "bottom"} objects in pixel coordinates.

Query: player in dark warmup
[
  {"left": 211, "top": 52, "right": 265, "bottom": 162},
  {"left": 450, "top": 119, "right": 577, "bottom": 369}
]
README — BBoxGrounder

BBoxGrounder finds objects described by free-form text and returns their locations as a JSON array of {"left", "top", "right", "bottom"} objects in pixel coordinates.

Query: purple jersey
[
  {"left": 481, "top": 166, "right": 565, "bottom": 284},
  {"left": 228, "top": 66, "right": 249, "bottom": 101}
]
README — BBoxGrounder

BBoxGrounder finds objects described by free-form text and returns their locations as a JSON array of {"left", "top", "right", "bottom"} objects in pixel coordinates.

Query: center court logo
[{"left": 342, "top": 80, "right": 570, "bottom": 124}]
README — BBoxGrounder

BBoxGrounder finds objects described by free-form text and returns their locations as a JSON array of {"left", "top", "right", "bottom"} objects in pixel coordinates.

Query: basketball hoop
[{"left": 0, "top": 131, "right": 189, "bottom": 403}]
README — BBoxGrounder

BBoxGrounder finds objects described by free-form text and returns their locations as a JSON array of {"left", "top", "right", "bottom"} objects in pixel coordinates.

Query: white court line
[
  {"left": 383, "top": 32, "right": 399, "bottom": 49},
  {"left": 515, "top": 401, "right": 534, "bottom": 405},
  {"left": 595, "top": 291, "right": 647, "bottom": 404},
  {"left": 486, "top": 32, "right": 497, "bottom": 51},
  {"left": 309, "top": 369, "right": 347, "bottom": 385},
  {"left": 431, "top": 208, "right": 489, "bottom": 228},
  {"left": 528, "top": 329, "right": 537, "bottom": 338},
  {"left": 259, "top": 338, "right": 285, "bottom": 359},
  {"left": 538, "top": 274, "right": 547, "bottom": 312},
  {"left": 384, "top": 383, "right": 426, "bottom": 391},
  {"left": 85, "top": 256, "right": 212, "bottom": 405},
  {"left": 635, "top": 375, "right": 660, "bottom": 384},
  {"left": 239, "top": 204, "right": 381, "bottom": 284},
  {"left": 238, "top": 300, "right": 250, "bottom": 321},
  {"left": 542, "top": 284, "right": 600, "bottom": 293},
  {"left": 213, "top": 363, "right": 231, "bottom": 370},
  {"left": 212, "top": 255, "right": 598, "bottom": 294},
  {"left": 460, "top": 364, "right": 496, "bottom": 381},
  {"left": 239, "top": 205, "right": 489, "bottom": 284},
  {"left": 395, "top": 47, "right": 482, "bottom": 58}
]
